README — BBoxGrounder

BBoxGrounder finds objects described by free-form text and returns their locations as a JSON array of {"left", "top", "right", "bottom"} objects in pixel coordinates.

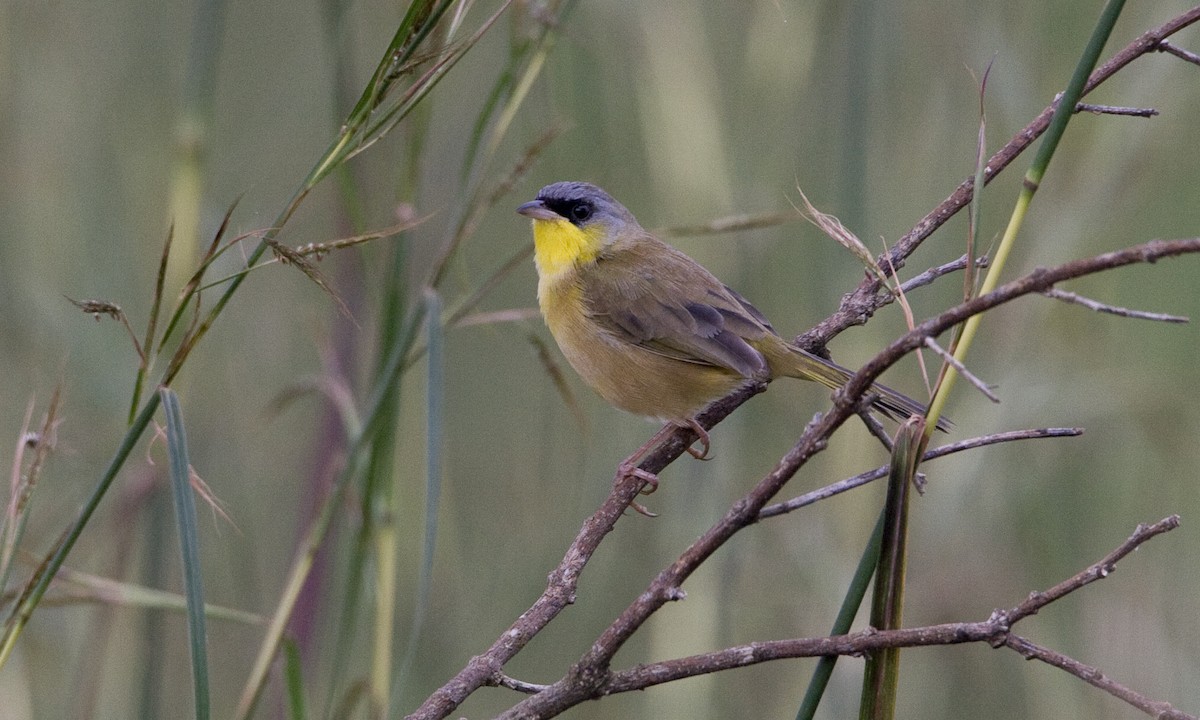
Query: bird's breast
[{"left": 537, "top": 270, "right": 744, "bottom": 421}]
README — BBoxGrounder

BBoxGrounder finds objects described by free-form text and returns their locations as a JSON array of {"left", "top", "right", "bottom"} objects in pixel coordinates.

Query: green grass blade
[
  {"left": 284, "top": 638, "right": 308, "bottom": 720},
  {"left": 458, "top": 0, "right": 575, "bottom": 182},
  {"left": 392, "top": 289, "right": 444, "bottom": 706},
  {"left": 965, "top": 60, "right": 992, "bottom": 301},
  {"left": 35, "top": 561, "right": 261, "bottom": 625},
  {"left": 795, "top": 509, "right": 885, "bottom": 720},
  {"left": 236, "top": 306, "right": 427, "bottom": 720},
  {"left": 859, "top": 419, "right": 923, "bottom": 720},
  {"left": 129, "top": 225, "right": 174, "bottom": 424},
  {"left": 341, "top": 0, "right": 451, "bottom": 132},
  {"left": 4, "top": 0, "right": 510, "bottom": 686},
  {"left": 365, "top": 311, "right": 405, "bottom": 714},
  {"left": 327, "top": 248, "right": 410, "bottom": 718},
  {"left": 1027, "top": 0, "right": 1127, "bottom": 188},
  {"left": 160, "top": 388, "right": 210, "bottom": 720},
  {"left": 323, "top": 512, "right": 373, "bottom": 719}
]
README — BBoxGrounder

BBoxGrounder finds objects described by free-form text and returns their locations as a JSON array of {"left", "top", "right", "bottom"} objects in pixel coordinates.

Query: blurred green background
[{"left": 2, "top": 0, "right": 1199, "bottom": 718}]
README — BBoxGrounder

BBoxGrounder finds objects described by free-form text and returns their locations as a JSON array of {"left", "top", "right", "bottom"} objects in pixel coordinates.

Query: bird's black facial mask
[{"left": 541, "top": 196, "right": 595, "bottom": 227}]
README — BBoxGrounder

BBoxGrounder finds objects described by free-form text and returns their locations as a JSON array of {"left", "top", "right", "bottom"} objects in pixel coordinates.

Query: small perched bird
[{"left": 517, "top": 181, "right": 945, "bottom": 477}]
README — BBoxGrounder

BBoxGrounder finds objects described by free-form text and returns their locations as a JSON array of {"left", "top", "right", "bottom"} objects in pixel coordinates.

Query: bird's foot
[
  {"left": 684, "top": 419, "right": 711, "bottom": 461},
  {"left": 618, "top": 462, "right": 660, "bottom": 494},
  {"left": 617, "top": 462, "right": 661, "bottom": 517}
]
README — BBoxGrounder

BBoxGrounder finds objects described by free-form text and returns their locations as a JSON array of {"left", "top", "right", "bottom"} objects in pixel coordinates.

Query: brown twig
[
  {"left": 898, "top": 253, "right": 989, "bottom": 295},
  {"left": 1157, "top": 39, "right": 1200, "bottom": 67},
  {"left": 1003, "top": 635, "right": 1193, "bottom": 720},
  {"left": 489, "top": 673, "right": 551, "bottom": 695}
]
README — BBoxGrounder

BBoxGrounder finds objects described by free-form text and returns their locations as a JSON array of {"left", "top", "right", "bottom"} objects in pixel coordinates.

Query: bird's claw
[
  {"left": 619, "top": 462, "right": 660, "bottom": 494},
  {"left": 684, "top": 419, "right": 711, "bottom": 461},
  {"left": 618, "top": 463, "right": 661, "bottom": 516}
]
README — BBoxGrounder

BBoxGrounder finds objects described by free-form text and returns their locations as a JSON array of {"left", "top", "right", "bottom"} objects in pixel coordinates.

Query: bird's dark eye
[{"left": 569, "top": 202, "right": 593, "bottom": 223}]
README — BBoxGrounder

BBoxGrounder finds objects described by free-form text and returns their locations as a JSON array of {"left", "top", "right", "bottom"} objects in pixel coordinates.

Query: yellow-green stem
[
  {"left": 371, "top": 508, "right": 398, "bottom": 716},
  {"left": 924, "top": 0, "right": 1126, "bottom": 433},
  {"left": 925, "top": 190, "right": 1032, "bottom": 427}
]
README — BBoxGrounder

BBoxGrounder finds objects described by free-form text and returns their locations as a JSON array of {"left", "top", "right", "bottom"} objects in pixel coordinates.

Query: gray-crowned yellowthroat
[{"left": 517, "top": 181, "right": 946, "bottom": 467}]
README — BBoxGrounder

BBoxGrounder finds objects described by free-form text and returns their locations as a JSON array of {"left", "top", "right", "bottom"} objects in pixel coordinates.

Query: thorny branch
[{"left": 408, "top": 6, "right": 1200, "bottom": 719}]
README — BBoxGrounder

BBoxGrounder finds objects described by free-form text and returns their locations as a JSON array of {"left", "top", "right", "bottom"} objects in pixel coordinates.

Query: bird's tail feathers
[{"left": 780, "top": 345, "right": 952, "bottom": 432}]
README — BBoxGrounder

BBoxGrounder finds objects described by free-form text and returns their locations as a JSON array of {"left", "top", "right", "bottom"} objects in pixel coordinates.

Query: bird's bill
[{"left": 516, "top": 199, "right": 561, "bottom": 221}]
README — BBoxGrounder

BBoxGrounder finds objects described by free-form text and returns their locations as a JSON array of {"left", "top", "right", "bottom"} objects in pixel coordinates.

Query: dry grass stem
[
  {"left": 792, "top": 187, "right": 889, "bottom": 285},
  {"left": 655, "top": 210, "right": 804, "bottom": 237},
  {"left": 66, "top": 297, "right": 146, "bottom": 363}
]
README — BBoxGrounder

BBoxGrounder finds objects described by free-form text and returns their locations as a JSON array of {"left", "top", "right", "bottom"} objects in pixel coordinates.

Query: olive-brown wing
[{"left": 581, "top": 236, "right": 776, "bottom": 379}]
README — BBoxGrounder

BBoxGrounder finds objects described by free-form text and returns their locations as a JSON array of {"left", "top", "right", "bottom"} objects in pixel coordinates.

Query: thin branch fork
[
  {"left": 922, "top": 336, "right": 998, "bottom": 402},
  {"left": 1075, "top": 102, "right": 1158, "bottom": 117}
]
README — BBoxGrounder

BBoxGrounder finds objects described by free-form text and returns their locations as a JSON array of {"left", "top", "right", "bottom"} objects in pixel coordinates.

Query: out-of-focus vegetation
[{"left": 1, "top": 1, "right": 1198, "bottom": 718}]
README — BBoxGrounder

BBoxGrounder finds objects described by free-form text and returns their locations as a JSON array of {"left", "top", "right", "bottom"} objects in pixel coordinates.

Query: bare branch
[
  {"left": 499, "top": 518, "right": 1185, "bottom": 719},
  {"left": 758, "top": 427, "right": 1083, "bottom": 520},
  {"left": 1074, "top": 102, "right": 1159, "bottom": 117},
  {"left": 1003, "top": 635, "right": 1194, "bottom": 720},
  {"left": 922, "top": 336, "right": 999, "bottom": 402},
  {"left": 488, "top": 673, "right": 551, "bottom": 695},
  {"left": 412, "top": 234, "right": 1200, "bottom": 719},
  {"left": 1042, "top": 287, "right": 1188, "bottom": 323},
  {"left": 1004, "top": 515, "right": 1180, "bottom": 625},
  {"left": 898, "top": 254, "right": 989, "bottom": 295},
  {"left": 1157, "top": 39, "right": 1200, "bottom": 67},
  {"left": 408, "top": 6, "right": 1200, "bottom": 716}
]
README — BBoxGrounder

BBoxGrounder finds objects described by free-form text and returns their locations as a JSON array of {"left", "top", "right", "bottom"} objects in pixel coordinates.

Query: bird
[{"left": 517, "top": 181, "right": 946, "bottom": 487}]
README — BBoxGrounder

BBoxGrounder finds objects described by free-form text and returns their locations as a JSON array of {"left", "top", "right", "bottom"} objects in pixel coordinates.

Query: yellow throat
[{"left": 531, "top": 217, "right": 605, "bottom": 287}]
